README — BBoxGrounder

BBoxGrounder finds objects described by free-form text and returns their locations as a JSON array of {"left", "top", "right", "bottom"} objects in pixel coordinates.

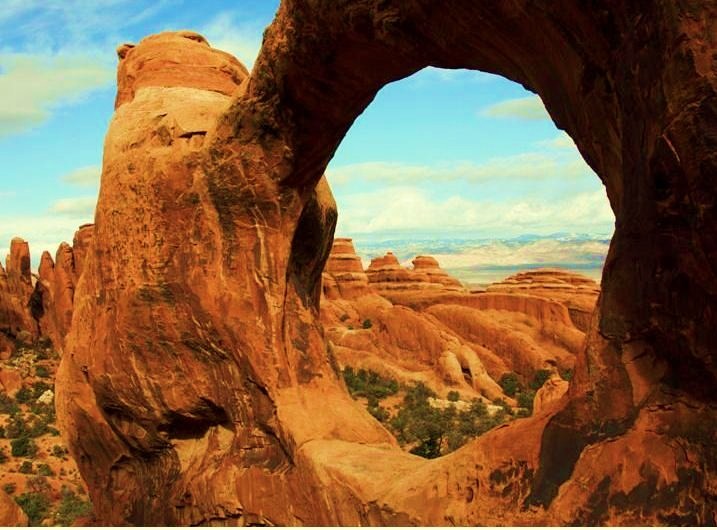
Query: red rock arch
[{"left": 57, "top": 2, "right": 717, "bottom": 525}]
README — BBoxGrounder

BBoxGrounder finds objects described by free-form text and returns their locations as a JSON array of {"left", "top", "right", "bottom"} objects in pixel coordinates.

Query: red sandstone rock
[
  {"left": 322, "top": 238, "right": 372, "bottom": 299},
  {"left": 0, "top": 238, "right": 37, "bottom": 340},
  {"left": 532, "top": 374, "right": 569, "bottom": 414},
  {"left": 0, "top": 489, "right": 27, "bottom": 526},
  {"left": 53, "top": 0, "right": 717, "bottom": 525},
  {"left": 487, "top": 269, "right": 599, "bottom": 332},
  {"left": 367, "top": 252, "right": 465, "bottom": 295},
  {"left": 114, "top": 31, "right": 249, "bottom": 109}
]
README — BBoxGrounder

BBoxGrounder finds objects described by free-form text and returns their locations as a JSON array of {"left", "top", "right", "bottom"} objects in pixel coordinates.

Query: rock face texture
[
  {"left": 0, "top": 228, "right": 93, "bottom": 355},
  {"left": 0, "top": 238, "right": 37, "bottom": 343},
  {"left": 35, "top": 225, "right": 94, "bottom": 353},
  {"left": 487, "top": 269, "right": 600, "bottom": 331},
  {"left": 366, "top": 252, "right": 465, "bottom": 296},
  {"left": 322, "top": 238, "right": 371, "bottom": 299},
  {"left": 322, "top": 244, "right": 586, "bottom": 397},
  {"left": 0, "top": 489, "right": 27, "bottom": 526},
  {"left": 54, "top": 1, "right": 717, "bottom": 526}
]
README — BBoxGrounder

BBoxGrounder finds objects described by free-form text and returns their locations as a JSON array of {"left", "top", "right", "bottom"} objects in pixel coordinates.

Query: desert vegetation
[
  {"left": 0, "top": 339, "right": 93, "bottom": 525},
  {"left": 342, "top": 367, "right": 539, "bottom": 458}
]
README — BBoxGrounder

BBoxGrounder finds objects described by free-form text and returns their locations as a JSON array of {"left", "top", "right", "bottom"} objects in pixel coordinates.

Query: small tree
[
  {"left": 447, "top": 390, "right": 460, "bottom": 402},
  {"left": 498, "top": 373, "right": 520, "bottom": 397},
  {"left": 11, "top": 436, "right": 38, "bottom": 458},
  {"left": 37, "top": 463, "right": 54, "bottom": 477},
  {"left": 18, "top": 461, "right": 33, "bottom": 474},
  {"left": 15, "top": 491, "right": 50, "bottom": 526},
  {"left": 529, "top": 369, "right": 551, "bottom": 390},
  {"left": 361, "top": 319, "right": 373, "bottom": 329},
  {"left": 14, "top": 386, "right": 32, "bottom": 404},
  {"left": 56, "top": 487, "right": 93, "bottom": 526}
]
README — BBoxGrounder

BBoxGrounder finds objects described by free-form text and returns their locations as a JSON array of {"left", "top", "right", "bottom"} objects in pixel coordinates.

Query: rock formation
[
  {"left": 487, "top": 269, "right": 600, "bottom": 331},
  {"left": 0, "top": 238, "right": 38, "bottom": 344},
  {"left": 0, "top": 490, "right": 27, "bottom": 526},
  {"left": 322, "top": 238, "right": 371, "bottom": 299},
  {"left": 366, "top": 252, "right": 465, "bottom": 296},
  {"left": 52, "top": 1, "right": 717, "bottom": 526},
  {"left": 33, "top": 224, "right": 94, "bottom": 353}
]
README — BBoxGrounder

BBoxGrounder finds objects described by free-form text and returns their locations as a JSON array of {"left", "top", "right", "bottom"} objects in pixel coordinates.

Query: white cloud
[
  {"left": 61, "top": 165, "right": 101, "bottom": 186},
  {"left": 48, "top": 196, "right": 96, "bottom": 216},
  {"left": 538, "top": 131, "right": 577, "bottom": 150},
  {"left": 200, "top": 12, "right": 265, "bottom": 69},
  {"left": 410, "top": 67, "right": 499, "bottom": 85},
  {"left": 0, "top": 52, "right": 114, "bottom": 136},
  {"left": 0, "top": 213, "right": 92, "bottom": 270},
  {"left": 327, "top": 150, "right": 593, "bottom": 186},
  {"left": 481, "top": 95, "right": 548, "bottom": 121},
  {"left": 335, "top": 187, "right": 614, "bottom": 238}
]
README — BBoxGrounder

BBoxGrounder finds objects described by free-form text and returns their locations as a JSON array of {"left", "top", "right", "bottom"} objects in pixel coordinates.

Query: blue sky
[{"left": 0, "top": 0, "right": 614, "bottom": 267}]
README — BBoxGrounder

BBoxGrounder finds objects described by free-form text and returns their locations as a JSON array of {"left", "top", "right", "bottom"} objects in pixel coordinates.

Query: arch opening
[{"left": 319, "top": 65, "right": 613, "bottom": 460}]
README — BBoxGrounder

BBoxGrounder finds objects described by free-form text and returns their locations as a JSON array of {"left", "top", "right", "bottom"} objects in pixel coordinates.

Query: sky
[{"left": 0, "top": 0, "right": 615, "bottom": 270}]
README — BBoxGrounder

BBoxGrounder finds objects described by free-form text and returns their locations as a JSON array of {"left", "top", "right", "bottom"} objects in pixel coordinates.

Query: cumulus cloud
[
  {"left": 335, "top": 187, "right": 614, "bottom": 238},
  {"left": 0, "top": 213, "right": 92, "bottom": 269},
  {"left": 200, "top": 12, "right": 266, "bottom": 69},
  {"left": 61, "top": 165, "right": 101, "bottom": 186},
  {"left": 0, "top": 52, "right": 113, "bottom": 136},
  {"left": 481, "top": 95, "right": 548, "bottom": 120},
  {"left": 48, "top": 196, "right": 97, "bottom": 216},
  {"left": 538, "top": 131, "right": 577, "bottom": 149},
  {"left": 327, "top": 150, "right": 593, "bottom": 186}
]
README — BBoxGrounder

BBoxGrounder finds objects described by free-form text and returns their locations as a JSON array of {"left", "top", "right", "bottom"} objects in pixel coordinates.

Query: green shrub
[
  {"left": 368, "top": 405, "right": 390, "bottom": 422},
  {"left": 361, "top": 319, "right": 373, "bottom": 329},
  {"left": 446, "top": 390, "right": 460, "bottom": 402},
  {"left": 15, "top": 491, "right": 50, "bottom": 525},
  {"left": 342, "top": 367, "right": 399, "bottom": 400},
  {"left": 0, "top": 393, "right": 19, "bottom": 414},
  {"left": 11, "top": 436, "right": 37, "bottom": 458},
  {"left": 3, "top": 483, "right": 15, "bottom": 495},
  {"left": 31, "top": 381, "right": 52, "bottom": 400},
  {"left": 52, "top": 445, "right": 67, "bottom": 458},
  {"left": 469, "top": 399, "right": 488, "bottom": 417},
  {"left": 560, "top": 368, "right": 573, "bottom": 382},
  {"left": 37, "top": 463, "right": 53, "bottom": 477},
  {"left": 5, "top": 416, "right": 27, "bottom": 439},
  {"left": 56, "top": 487, "right": 93, "bottom": 526},
  {"left": 18, "top": 461, "right": 33, "bottom": 474},
  {"left": 14, "top": 386, "right": 32, "bottom": 404},
  {"left": 529, "top": 369, "right": 551, "bottom": 391},
  {"left": 0, "top": 448, "right": 7, "bottom": 463},
  {"left": 498, "top": 373, "right": 520, "bottom": 397},
  {"left": 35, "top": 366, "right": 50, "bottom": 378},
  {"left": 517, "top": 390, "right": 536, "bottom": 411}
]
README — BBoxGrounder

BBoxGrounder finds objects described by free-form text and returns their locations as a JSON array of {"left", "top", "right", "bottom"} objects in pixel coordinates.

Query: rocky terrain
[
  {"left": 0, "top": 238, "right": 94, "bottom": 526},
  {"left": 1, "top": 0, "right": 716, "bottom": 525},
  {"left": 0, "top": 231, "right": 593, "bottom": 524}
]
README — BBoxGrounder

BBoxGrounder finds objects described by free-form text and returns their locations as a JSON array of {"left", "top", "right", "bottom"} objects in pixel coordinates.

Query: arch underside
[{"left": 56, "top": 1, "right": 717, "bottom": 525}]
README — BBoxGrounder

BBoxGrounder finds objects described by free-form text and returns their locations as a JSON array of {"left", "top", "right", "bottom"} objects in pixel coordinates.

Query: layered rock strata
[{"left": 322, "top": 238, "right": 371, "bottom": 299}]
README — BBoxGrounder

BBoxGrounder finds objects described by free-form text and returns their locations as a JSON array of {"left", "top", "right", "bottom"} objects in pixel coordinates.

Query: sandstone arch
[{"left": 56, "top": 2, "right": 717, "bottom": 525}]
